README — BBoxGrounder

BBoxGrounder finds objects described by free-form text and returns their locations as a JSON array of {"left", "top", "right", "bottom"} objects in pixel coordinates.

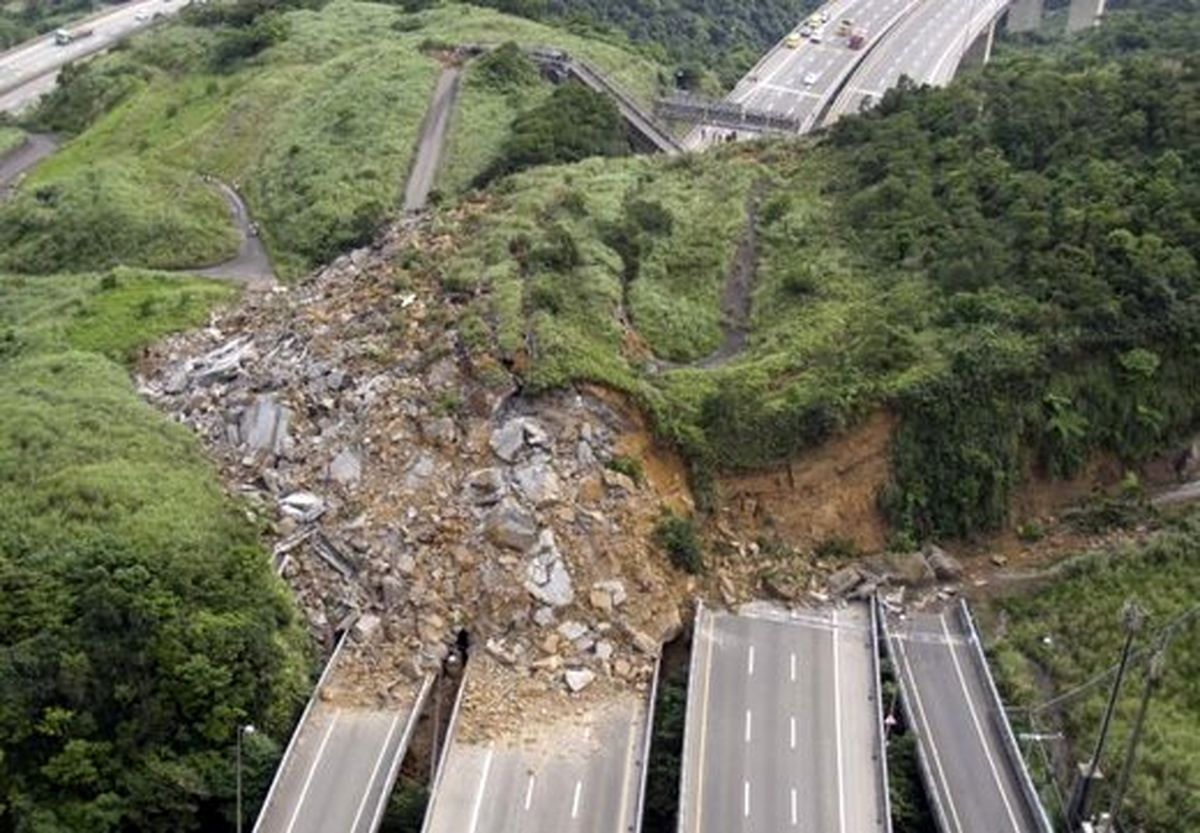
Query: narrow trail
[
  {"left": 644, "top": 183, "right": 765, "bottom": 372},
  {"left": 403, "top": 65, "right": 462, "bottom": 214},
  {"left": 188, "top": 179, "right": 276, "bottom": 288},
  {"left": 0, "top": 132, "right": 59, "bottom": 198}
]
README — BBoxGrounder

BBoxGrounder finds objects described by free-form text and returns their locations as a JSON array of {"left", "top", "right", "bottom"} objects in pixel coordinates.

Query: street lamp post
[{"left": 237, "top": 724, "right": 256, "bottom": 833}]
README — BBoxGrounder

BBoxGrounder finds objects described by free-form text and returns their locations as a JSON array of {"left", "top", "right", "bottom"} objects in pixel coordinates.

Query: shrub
[{"left": 655, "top": 512, "right": 703, "bottom": 574}]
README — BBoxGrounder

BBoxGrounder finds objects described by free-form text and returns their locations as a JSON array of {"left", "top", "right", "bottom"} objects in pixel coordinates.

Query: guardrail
[
  {"left": 869, "top": 598, "right": 895, "bottom": 833},
  {"left": 633, "top": 651, "right": 663, "bottom": 832},
  {"left": 674, "top": 599, "right": 706, "bottom": 833},
  {"left": 253, "top": 628, "right": 353, "bottom": 833},
  {"left": 418, "top": 664, "right": 472, "bottom": 833},
  {"left": 655, "top": 94, "right": 802, "bottom": 134},
  {"left": 956, "top": 601, "right": 1055, "bottom": 833},
  {"left": 878, "top": 606, "right": 956, "bottom": 833}
]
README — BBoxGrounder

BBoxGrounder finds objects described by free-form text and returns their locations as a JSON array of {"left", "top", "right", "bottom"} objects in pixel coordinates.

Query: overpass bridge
[
  {"left": 252, "top": 632, "right": 434, "bottom": 833},
  {"left": 674, "top": 0, "right": 1108, "bottom": 145},
  {"left": 677, "top": 601, "right": 891, "bottom": 833},
  {"left": 884, "top": 600, "right": 1054, "bottom": 833}
]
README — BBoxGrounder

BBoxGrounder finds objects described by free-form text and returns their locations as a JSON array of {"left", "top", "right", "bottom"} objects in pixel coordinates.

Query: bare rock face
[
  {"left": 924, "top": 545, "right": 964, "bottom": 582},
  {"left": 524, "top": 530, "right": 574, "bottom": 608},
  {"left": 489, "top": 417, "right": 549, "bottom": 463},
  {"left": 513, "top": 458, "right": 563, "bottom": 507},
  {"left": 484, "top": 499, "right": 538, "bottom": 551},
  {"left": 328, "top": 448, "right": 362, "bottom": 487},
  {"left": 564, "top": 668, "right": 596, "bottom": 693},
  {"left": 464, "top": 468, "right": 506, "bottom": 506}
]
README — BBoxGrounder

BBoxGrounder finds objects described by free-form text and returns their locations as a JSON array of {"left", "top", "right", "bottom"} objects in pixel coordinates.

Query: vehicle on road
[
  {"left": 811, "top": 32, "right": 823, "bottom": 43},
  {"left": 800, "top": 24, "right": 813, "bottom": 37},
  {"left": 135, "top": 11, "right": 149, "bottom": 21},
  {"left": 53, "top": 26, "right": 94, "bottom": 45},
  {"left": 786, "top": 32, "right": 803, "bottom": 48},
  {"left": 848, "top": 29, "right": 867, "bottom": 49},
  {"left": 804, "top": 71, "right": 820, "bottom": 86},
  {"left": 837, "top": 18, "right": 855, "bottom": 35}
]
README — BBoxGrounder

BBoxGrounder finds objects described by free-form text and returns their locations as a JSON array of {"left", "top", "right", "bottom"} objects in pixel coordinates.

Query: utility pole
[
  {"left": 1101, "top": 644, "right": 1167, "bottom": 833},
  {"left": 1067, "top": 600, "right": 1144, "bottom": 831}
]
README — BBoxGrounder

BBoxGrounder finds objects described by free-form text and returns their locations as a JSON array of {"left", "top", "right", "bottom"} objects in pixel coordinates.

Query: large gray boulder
[{"left": 484, "top": 499, "right": 539, "bottom": 551}]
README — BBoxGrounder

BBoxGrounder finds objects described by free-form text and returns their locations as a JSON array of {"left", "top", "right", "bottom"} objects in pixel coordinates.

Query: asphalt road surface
[
  {"left": 686, "top": 0, "right": 921, "bottom": 148},
  {"left": 192, "top": 180, "right": 276, "bottom": 287},
  {"left": 0, "top": 133, "right": 58, "bottom": 197},
  {"left": 0, "top": 0, "right": 190, "bottom": 112},
  {"left": 422, "top": 686, "right": 648, "bottom": 833},
  {"left": 826, "top": 0, "right": 1009, "bottom": 123},
  {"left": 253, "top": 679, "right": 433, "bottom": 833},
  {"left": 889, "top": 610, "right": 1045, "bottom": 833},
  {"left": 678, "top": 602, "right": 887, "bottom": 833},
  {"left": 404, "top": 66, "right": 461, "bottom": 213}
]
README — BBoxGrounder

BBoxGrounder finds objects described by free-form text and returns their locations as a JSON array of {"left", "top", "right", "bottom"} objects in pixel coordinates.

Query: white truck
[{"left": 53, "top": 26, "right": 94, "bottom": 46}]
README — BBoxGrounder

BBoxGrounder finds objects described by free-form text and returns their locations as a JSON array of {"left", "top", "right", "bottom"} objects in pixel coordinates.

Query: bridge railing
[
  {"left": 252, "top": 628, "right": 352, "bottom": 833},
  {"left": 956, "top": 601, "right": 1055, "bottom": 833},
  {"left": 870, "top": 598, "right": 895, "bottom": 833},
  {"left": 878, "top": 603, "right": 957, "bottom": 833}
]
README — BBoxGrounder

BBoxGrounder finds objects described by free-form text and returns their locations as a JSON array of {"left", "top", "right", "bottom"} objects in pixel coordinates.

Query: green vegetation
[
  {"left": 472, "top": 0, "right": 817, "bottom": 87},
  {"left": 0, "top": 126, "right": 24, "bottom": 157},
  {"left": 12, "top": 1, "right": 662, "bottom": 279},
  {"left": 993, "top": 512, "right": 1200, "bottom": 832},
  {"left": 482, "top": 83, "right": 629, "bottom": 183},
  {"left": 438, "top": 3, "right": 1200, "bottom": 538},
  {"left": 655, "top": 512, "right": 704, "bottom": 574},
  {"left": 0, "top": 160, "right": 239, "bottom": 273},
  {"left": 0, "top": 270, "right": 311, "bottom": 831}
]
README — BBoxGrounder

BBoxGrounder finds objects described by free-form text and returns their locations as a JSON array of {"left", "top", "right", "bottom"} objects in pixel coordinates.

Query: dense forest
[{"left": 471, "top": 0, "right": 816, "bottom": 86}]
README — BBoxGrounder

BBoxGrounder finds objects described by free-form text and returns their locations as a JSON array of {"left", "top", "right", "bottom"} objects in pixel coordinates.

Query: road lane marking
[
  {"left": 791, "top": 787, "right": 799, "bottom": 826},
  {"left": 524, "top": 775, "right": 535, "bottom": 811},
  {"left": 571, "top": 779, "right": 583, "bottom": 819},
  {"left": 691, "top": 612, "right": 717, "bottom": 833},
  {"left": 940, "top": 615, "right": 1023, "bottom": 832},
  {"left": 466, "top": 746, "right": 494, "bottom": 833},
  {"left": 790, "top": 715, "right": 797, "bottom": 750},
  {"left": 748, "top": 645, "right": 756, "bottom": 676},
  {"left": 745, "top": 709, "right": 753, "bottom": 743},
  {"left": 744, "top": 780, "right": 751, "bottom": 818},
  {"left": 348, "top": 709, "right": 405, "bottom": 833},
  {"left": 790, "top": 652, "right": 797, "bottom": 682},
  {"left": 833, "top": 608, "right": 847, "bottom": 833},
  {"left": 895, "top": 634, "right": 965, "bottom": 833},
  {"left": 283, "top": 710, "right": 340, "bottom": 833}
]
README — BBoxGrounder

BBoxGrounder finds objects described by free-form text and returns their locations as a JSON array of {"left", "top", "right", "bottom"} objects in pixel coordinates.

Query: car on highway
[
  {"left": 135, "top": 11, "right": 149, "bottom": 21},
  {"left": 837, "top": 18, "right": 854, "bottom": 35},
  {"left": 800, "top": 24, "right": 813, "bottom": 37},
  {"left": 804, "top": 71, "right": 820, "bottom": 86},
  {"left": 786, "top": 32, "right": 803, "bottom": 48},
  {"left": 810, "top": 32, "right": 823, "bottom": 43}
]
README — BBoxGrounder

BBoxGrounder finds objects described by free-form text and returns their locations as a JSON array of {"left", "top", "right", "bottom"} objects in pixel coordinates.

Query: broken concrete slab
[{"left": 328, "top": 448, "right": 362, "bottom": 487}]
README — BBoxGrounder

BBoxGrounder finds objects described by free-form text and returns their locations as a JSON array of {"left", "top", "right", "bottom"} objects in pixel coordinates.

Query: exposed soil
[{"left": 715, "top": 410, "right": 897, "bottom": 555}]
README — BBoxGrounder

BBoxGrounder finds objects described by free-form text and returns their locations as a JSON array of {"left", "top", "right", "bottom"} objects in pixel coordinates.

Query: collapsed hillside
[{"left": 140, "top": 217, "right": 694, "bottom": 712}]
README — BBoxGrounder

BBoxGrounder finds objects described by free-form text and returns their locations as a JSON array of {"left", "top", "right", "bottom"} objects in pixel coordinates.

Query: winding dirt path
[{"left": 0, "top": 132, "right": 59, "bottom": 198}]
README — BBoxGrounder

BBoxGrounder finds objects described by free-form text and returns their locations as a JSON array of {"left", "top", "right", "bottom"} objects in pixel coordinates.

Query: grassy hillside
[
  {"left": 435, "top": 4, "right": 1200, "bottom": 537},
  {"left": 10, "top": 1, "right": 664, "bottom": 278},
  {"left": 0, "top": 126, "right": 24, "bottom": 156},
  {"left": 990, "top": 513, "right": 1200, "bottom": 832},
  {"left": 0, "top": 269, "right": 312, "bottom": 831}
]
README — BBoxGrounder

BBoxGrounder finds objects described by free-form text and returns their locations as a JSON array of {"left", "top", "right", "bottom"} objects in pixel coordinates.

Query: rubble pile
[{"left": 139, "top": 219, "right": 688, "bottom": 712}]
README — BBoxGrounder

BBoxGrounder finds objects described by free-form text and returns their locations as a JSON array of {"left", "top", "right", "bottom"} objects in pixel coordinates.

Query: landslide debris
[{"left": 139, "top": 217, "right": 689, "bottom": 712}]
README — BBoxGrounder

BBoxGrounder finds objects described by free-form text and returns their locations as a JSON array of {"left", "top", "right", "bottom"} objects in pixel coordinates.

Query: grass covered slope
[
  {"left": 992, "top": 514, "right": 1200, "bottom": 832},
  {"left": 437, "top": 5, "right": 1200, "bottom": 536},
  {"left": 0, "top": 271, "right": 311, "bottom": 831},
  {"left": 15, "top": 1, "right": 664, "bottom": 278}
]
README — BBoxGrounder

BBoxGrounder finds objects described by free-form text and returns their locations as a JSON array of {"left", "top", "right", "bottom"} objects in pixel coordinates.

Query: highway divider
[{"left": 869, "top": 597, "right": 895, "bottom": 833}]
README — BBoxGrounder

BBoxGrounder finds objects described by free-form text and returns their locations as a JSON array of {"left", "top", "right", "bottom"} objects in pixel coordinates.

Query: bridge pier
[
  {"left": 961, "top": 18, "right": 997, "bottom": 68},
  {"left": 1067, "top": 0, "right": 1106, "bottom": 32},
  {"left": 1007, "top": 0, "right": 1044, "bottom": 33}
]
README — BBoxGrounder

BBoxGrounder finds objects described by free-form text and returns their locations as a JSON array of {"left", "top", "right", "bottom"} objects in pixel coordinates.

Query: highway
[
  {"left": 253, "top": 645, "right": 433, "bottom": 833},
  {"left": 0, "top": 0, "right": 189, "bottom": 112},
  {"left": 687, "top": 0, "right": 922, "bottom": 147},
  {"left": 887, "top": 605, "right": 1051, "bottom": 833},
  {"left": 678, "top": 602, "right": 888, "bottom": 833},
  {"left": 826, "top": 0, "right": 1009, "bottom": 124},
  {"left": 421, "top": 665, "right": 651, "bottom": 833}
]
